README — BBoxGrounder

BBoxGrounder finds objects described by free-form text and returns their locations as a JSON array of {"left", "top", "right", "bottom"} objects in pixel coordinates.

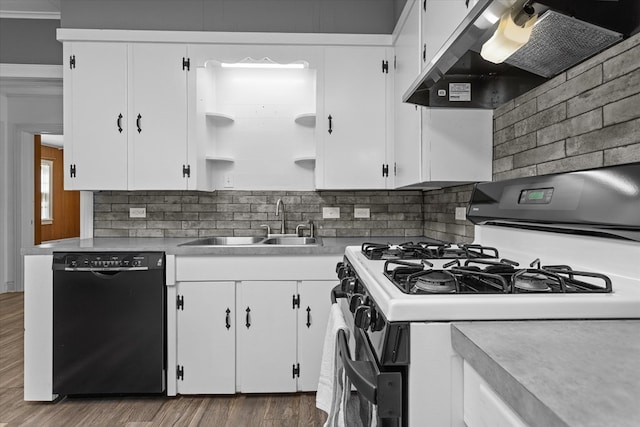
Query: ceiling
[{"left": 0, "top": 0, "right": 61, "bottom": 19}]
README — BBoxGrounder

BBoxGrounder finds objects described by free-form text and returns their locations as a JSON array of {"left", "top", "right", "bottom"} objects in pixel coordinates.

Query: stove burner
[
  {"left": 512, "top": 271, "right": 553, "bottom": 292},
  {"left": 361, "top": 241, "right": 500, "bottom": 261},
  {"left": 413, "top": 271, "right": 457, "bottom": 293}
]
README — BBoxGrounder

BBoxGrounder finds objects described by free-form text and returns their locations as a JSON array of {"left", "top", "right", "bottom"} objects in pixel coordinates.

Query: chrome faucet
[{"left": 275, "top": 199, "right": 286, "bottom": 234}]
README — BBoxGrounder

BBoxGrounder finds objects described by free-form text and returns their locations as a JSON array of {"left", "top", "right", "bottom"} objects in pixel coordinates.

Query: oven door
[{"left": 336, "top": 324, "right": 404, "bottom": 426}]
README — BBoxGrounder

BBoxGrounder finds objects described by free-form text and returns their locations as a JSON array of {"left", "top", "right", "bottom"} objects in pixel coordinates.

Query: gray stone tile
[
  {"left": 537, "top": 66, "right": 602, "bottom": 111},
  {"left": 94, "top": 229, "right": 128, "bottom": 237},
  {"left": 147, "top": 203, "right": 182, "bottom": 212},
  {"left": 145, "top": 220, "right": 182, "bottom": 229},
  {"left": 567, "top": 69, "right": 640, "bottom": 117},
  {"left": 216, "top": 203, "right": 250, "bottom": 213},
  {"left": 494, "top": 125, "right": 516, "bottom": 146},
  {"left": 216, "top": 220, "right": 251, "bottom": 229},
  {"left": 514, "top": 103, "right": 567, "bottom": 138},
  {"left": 537, "top": 109, "right": 602, "bottom": 146},
  {"left": 234, "top": 212, "right": 268, "bottom": 221},
  {"left": 493, "top": 166, "right": 537, "bottom": 181},
  {"left": 182, "top": 220, "right": 217, "bottom": 229},
  {"left": 536, "top": 152, "right": 603, "bottom": 175},
  {"left": 494, "top": 99, "right": 514, "bottom": 117},
  {"left": 165, "top": 195, "right": 198, "bottom": 204},
  {"left": 129, "top": 229, "right": 165, "bottom": 238},
  {"left": 567, "top": 33, "right": 639, "bottom": 79},
  {"left": 493, "top": 156, "right": 514, "bottom": 174},
  {"left": 198, "top": 212, "right": 233, "bottom": 221},
  {"left": 494, "top": 99, "right": 537, "bottom": 132},
  {"left": 166, "top": 229, "right": 199, "bottom": 238},
  {"left": 604, "top": 143, "right": 640, "bottom": 166},
  {"left": 233, "top": 195, "right": 268, "bottom": 204},
  {"left": 603, "top": 93, "right": 640, "bottom": 126},
  {"left": 93, "top": 194, "right": 129, "bottom": 204},
  {"left": 493, "top": 133, "right": 537, "bottom": 160},
  {"left": 129, "top": 195, "right": 165, "bottom": 204},
  {"left": 566, "top": 118, "right": 640, "bottom": 155},
  {"left": 164, "top": 212, "right": 199, "bottom": 221},
  {"left": 603, "top": 43, "right": 640, "bottom": 81},
  {"left": 513, "top": 141, "right": 566, "bottom": 169}
]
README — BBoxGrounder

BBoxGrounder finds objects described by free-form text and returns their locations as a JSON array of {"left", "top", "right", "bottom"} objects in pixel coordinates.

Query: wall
[
  {"left": 93, "top": 190, "right": 424, "bottom": 238},
  {"left": 61, "top": 0, "right": 404, "bottom": 34},
  {"left": 0, "top": 18, "right": 62, "bottom": 64},
  {"left": 423, "top": 31, "right": 640, "bottom": 243}
]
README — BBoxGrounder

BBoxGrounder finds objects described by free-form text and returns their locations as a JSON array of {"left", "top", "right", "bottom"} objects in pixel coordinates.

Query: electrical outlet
[
  {"left": 354, "top": 208, "right": 370, "bottom": 219},
  {"left": 323, "top": 207, "right": 340, "bottom": 219},
  {"left": 129, "top": 207, "right": 146, "bottom": 218},
  {"left": 223, "top": 173, "right": 234, "bottom": 188},
  {"left": 455, "top": 207, "right": 467, "bottom": 221}
]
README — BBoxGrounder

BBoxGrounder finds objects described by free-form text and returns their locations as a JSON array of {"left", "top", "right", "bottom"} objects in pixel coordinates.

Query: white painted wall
[{"left": 0, "top": 91, "right": 62, "bottom": 292}]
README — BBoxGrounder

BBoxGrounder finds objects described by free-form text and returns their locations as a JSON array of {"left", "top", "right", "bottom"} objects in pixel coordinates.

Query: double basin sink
[{"left": 179, "top": 236, "right": 320, "bottom": 247}]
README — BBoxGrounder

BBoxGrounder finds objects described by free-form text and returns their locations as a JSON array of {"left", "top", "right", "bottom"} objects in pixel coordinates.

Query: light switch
[
  {"left": 223, "top": 173, "right": 234, "bottom": 188},
  {"left": 129, "top": 207, "right": 146, "bottom": 218},
  {"left": 354, "top": 208, "right": 370, "bottom": 218}
]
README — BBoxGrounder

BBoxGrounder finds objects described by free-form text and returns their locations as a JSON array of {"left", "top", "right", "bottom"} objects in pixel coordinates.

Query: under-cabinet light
[
  {"left": 480, "top": 6, "right": 537, "bottom": 64},
  {"left": 221, "top": 57, "right": 306, "bottom": 69}
]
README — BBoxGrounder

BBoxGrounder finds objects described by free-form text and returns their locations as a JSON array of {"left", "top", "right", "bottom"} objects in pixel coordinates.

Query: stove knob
[
  {"left": 354, "top": 306, "right": 372, "bottom": 330},
  {"left": 336, "top": 262, "right": 344, "bottom": 275},
  {"left": 349, "top": 293, "right": 367, "bottom": 313},
  {"left": 370, "top": 308, "right": 385, "bottom": 332},
  {"left": 341, "top": 277, "right": 355, "bottom": 293}
]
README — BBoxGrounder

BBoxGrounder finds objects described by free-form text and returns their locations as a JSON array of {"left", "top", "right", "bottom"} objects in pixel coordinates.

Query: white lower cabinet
[
  {"left": 237, "top": 281, "right": 298, "bottom": 393},
  {"left": 297, "top": 281, "right": 338, "bottom": 391},
  {"left": 176, "top": 281, "right": 235, "bottom": 394},
  {"left": 173, "top": 255, "right": 338, "bottom": 395},
  {"left": 463, "top": 361, "right": 528, "bottom": 427}
]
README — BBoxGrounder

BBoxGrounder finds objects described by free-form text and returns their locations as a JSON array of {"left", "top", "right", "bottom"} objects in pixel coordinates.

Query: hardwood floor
[{"left": 0, "top": 293, "right": 327, "bottom": 426}]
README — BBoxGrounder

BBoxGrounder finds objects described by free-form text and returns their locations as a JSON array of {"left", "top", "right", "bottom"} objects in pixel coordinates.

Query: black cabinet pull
[
  {"left": 328, "top": 115, "right": 333, "bottom": 134},
  {"left": 117, "top": 113, "right": 123, "bottom": 133},
  {"left": 245, "top": 307, "right": 251, "bottom": 329},
  {"left": 136, "top": 114, "right": 142, "bottom": 133},
  {"left": 306, "top": 306, "right": 311, "bottom": 328},
  {"left": 423, "top": 44, "right": 426, "bottom": 62},
  {"left": 225, "top": 308, "right": 231, "bottom": 330}
]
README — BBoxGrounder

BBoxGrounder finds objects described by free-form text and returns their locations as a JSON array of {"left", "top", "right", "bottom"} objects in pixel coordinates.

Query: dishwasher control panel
[{"left": 53, "top": 252, "right": 165, "bottom": 271}]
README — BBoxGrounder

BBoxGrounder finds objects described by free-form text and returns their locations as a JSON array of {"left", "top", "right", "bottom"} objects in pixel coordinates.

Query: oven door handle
[
  {"left": 337, "top": 329, "right": 377, "bottom": 403},
  {"left": 331, "top": 285, "right": 347, "bottom": 304}
]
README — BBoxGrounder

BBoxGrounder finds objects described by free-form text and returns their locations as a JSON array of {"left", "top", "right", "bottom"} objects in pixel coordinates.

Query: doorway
[{"left": 34, "top": 135, "right": 80, "bottom": 244}]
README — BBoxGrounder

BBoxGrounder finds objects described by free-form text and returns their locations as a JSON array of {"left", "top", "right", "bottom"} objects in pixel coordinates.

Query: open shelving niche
[{"left": 197, "top": 58, "right": 317, "bottom": 190}]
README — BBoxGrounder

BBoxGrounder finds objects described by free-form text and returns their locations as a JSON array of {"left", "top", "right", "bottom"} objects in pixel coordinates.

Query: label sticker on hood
[{"left": 449, "top": 83, "right": 471, "bottom": 101}]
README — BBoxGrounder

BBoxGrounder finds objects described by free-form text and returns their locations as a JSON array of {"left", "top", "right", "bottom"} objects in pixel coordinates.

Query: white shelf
[
  {"left": 294, "top": 113, "right": 316, "bottom": 127},
  {"left": 205, "top": 112, "right": 235, "bottom": 123},
  {"left": 206, "top": 155, "right": 235, "bottom": 162},
  {"left": 293, "top": 156, "right": 316, "bottom": 166}
]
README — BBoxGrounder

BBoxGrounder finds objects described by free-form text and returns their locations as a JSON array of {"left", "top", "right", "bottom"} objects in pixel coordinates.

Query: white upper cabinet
[
  {"left": 420, "top": 0, "right": 471, "bottom": 69},
  {"left": 128, "top": 44, "right": 189, "bottom": 190},
  {"left": 64, "top": 42, "right": 190, "bottom": 190},
  {"left": 64, "top": 42, "right": 128, "bottom": 190},
  {"left": 318, "top": 46, "right": 393, "bottom": 190},
  {"left": 393, "top": 0, "right": 423, "bottom": 188}
]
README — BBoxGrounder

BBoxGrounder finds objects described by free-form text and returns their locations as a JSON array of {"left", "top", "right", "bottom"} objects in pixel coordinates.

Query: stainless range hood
[{"left": 404, "top": 0, "right": 640, "bottom": 109}]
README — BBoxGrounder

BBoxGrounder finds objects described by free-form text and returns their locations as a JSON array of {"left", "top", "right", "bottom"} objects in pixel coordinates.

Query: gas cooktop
[{"left": 360, "top": 241, "right": 499, "bottom": 261}]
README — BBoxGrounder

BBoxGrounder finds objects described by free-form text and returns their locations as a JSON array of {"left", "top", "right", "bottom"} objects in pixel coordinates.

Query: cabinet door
[
  {"left": 320, "top": 46, "right": 389, "bottom": 189},
  {"left": 67, "top": 42, "right": 128, "bottom": 190},
  {"left": 297, "top": 281, "right": 336, "bottom": 391},
  {"left": 237, "top": 281, "right": 297, "bottom": 393},
  {"left": 421, "top": 0, "right": 470, "bottom": 69},
  {"left": 129, "top": 44, "right": 189, "bottom": 190},
  {"left": 394, "top": 0, "right": 423, "bottom": 188},
  {"left": 176, "top": 281, "right": 235, "bottom": 394},
  {"left": 422, "top": 108, "right": 492, "bottom": 182}
]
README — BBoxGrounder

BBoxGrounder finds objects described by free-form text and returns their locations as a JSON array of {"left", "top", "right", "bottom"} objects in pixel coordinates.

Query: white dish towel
[{"left": 316, "top": 303, "right": 352, "bottom": 426}]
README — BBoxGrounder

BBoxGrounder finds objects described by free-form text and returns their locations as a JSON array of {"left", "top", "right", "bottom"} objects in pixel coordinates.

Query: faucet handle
[
  {"left": 295, "top": 223, "right": 308, "bottom": 237},
  {"left": 260, "top": 224, "right": 271, "bottom": 236},
  {"left": 307, "top": 220, "right": 315, "bottom": 238}
]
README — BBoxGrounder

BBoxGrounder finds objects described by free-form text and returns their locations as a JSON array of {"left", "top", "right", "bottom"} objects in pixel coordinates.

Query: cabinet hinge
[
  {"left": 182, "top": 164, "right": 191, "bottom": 178},
  {"left": 292, "top": 294, "right": 300, "bottom": 309},
  {"left": 177, "top": 295, "right": 184, "bottom": 310},
  {"left": 70, "top": 164, "right": 76, "bottom": 178},
  {"left": 182, "top": 57, "right": 190, "bottom": 71},
  {"left": 69, "top": 55, "right": 76, "bottom": 69},
  {"left": 177, "top": 365, "right": 184, "bottom": 380},
  {"left": 382, "top": 164, "right": 389, "bottom": 177},
  {"left": 382, "top": 60, "right": 389, "bottom": 74},
  {"left": 292, "top": 363, "right": 300, "bottom": 379}
]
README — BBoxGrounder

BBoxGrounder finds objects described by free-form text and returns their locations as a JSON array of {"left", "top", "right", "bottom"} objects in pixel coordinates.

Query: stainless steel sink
[
  {"left": 261, "top": 237, "right": 319, "bottom": 246},
  {"left": 179, "top": 236, "right": 320, "bottom": 246},
  {"left": 179, "top": 236, "right": 265, "bottom": 246}
]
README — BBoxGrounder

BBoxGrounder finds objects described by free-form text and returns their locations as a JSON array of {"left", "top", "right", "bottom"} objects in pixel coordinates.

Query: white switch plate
[
  {"left": 354, "top": 208, "right": 370, "bottom": 219},
  {"left": 223, "top": 173, "right": 234, "bottom": 188},
  {"left": 129, "top": 207, "right": 146, "bottom": 218},
  {"left": 323, "top": 207, "right": 340, "bottom": 219},
  {"left": 455, "top": 207, "right": 467, "bottom": 221}
]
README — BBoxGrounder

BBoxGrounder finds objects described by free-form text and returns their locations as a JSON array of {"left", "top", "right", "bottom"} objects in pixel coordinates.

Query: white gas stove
[{"left": 331, "top": 163, "right": 640, "bottom": 427}]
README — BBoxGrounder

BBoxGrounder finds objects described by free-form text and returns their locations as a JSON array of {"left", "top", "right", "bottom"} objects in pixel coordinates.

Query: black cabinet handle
[
  {"left": 306, "top": 306, "right": 311, "bottom": 328},
  {"left": 328, "top": 115, "right": 333, "bottom": 134},
  {"left": 136, "top": 114, "right": 142, "bottom": 133},
  {"left": 225, "top": 308, "right": 231, "bottom": 330},
  {"left": 245, "top": 307, "right": 251, "bottom": 329},
  {"left": 117, "top": 113, "right": 123, "bottom": 133},
  {"left": 423, "top": 44, "right": 426, "bottom": 62}
]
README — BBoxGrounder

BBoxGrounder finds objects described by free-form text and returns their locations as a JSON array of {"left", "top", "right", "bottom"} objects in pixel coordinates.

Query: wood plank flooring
[{"left": 0, "top": 292, "right": 327, "bottom": 426}]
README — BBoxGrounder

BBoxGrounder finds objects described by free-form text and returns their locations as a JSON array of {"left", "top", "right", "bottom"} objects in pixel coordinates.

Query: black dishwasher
[{"left": 52, "top": 252, "right": 166, "bottom": 396}]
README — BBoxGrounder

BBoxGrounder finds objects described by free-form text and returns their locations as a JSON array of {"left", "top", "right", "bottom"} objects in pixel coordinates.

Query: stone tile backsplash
[{"left": 93, "top": 190, "right": 425, "bottom": 239}]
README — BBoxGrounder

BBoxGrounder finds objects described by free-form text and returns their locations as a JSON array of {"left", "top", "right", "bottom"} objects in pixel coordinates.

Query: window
[{"left": 41, "top": 159, "right": 53, "bottom": 224}]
